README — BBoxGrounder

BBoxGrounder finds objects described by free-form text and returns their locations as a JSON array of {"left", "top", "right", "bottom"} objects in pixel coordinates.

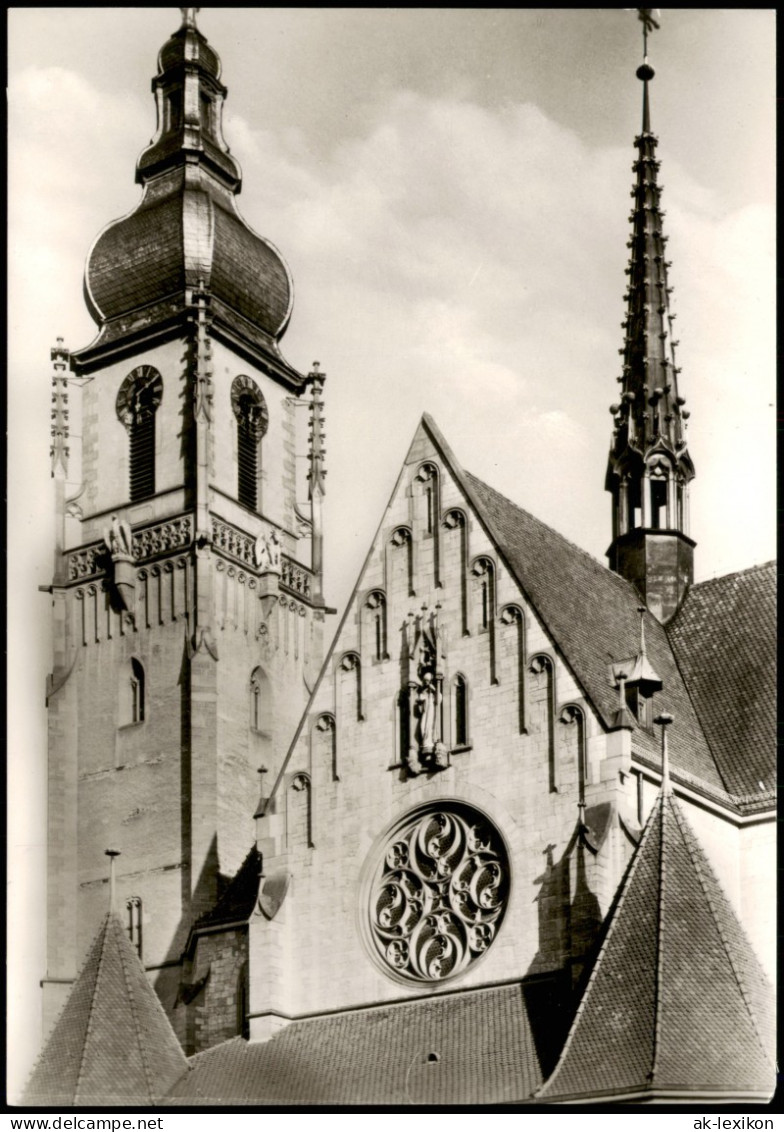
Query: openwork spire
[
  {"left": 307, "top": 363, "right": 327, "bottom": 603},
  {"left": 606, "top": 15, "right": 696, "bottom": 625},
  {"left": 307, "top": 363, "right": 327, "bottom": 500},
  {"left": 50, "top": 338, "right": 71, "bottom": 478}
]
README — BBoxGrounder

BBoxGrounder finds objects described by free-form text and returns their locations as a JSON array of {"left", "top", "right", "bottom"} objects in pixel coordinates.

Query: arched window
[
  {"left": 471, "top": 557, "right": 497, "bottom": 684},
  {"left": 119, "top": 657, "right": 146, "bottom": 727},
  {"left": 116, "top": 366, "right": 163, "bottom": 503},
  {"left": 452, "top": 673, "right": 468, "bottom": 748},
  {"left": 237, "top": 962, "right": 249, "bottom": 1039},
  {"left": 231, "top": 376, "right": 268, "bottom": 512},
  {"left": 530, "top": 654, "right": 557, "bottom": 792},
  {"left": 560, "top": 703, "right": 587, "bottom": 804},
  {"left": 250, "top": 666, "right": 269, "bottom": 733},
  {"left": 126, "top": 897, "right": 143, "bottom": 958},
  {"left": 130, "top": 658, "right": 145, "bottom": 723},
  {"left": 414, "top": 462, "right": 441, "bottom": 586},
  {"left": 364, "top": 591, "right": 387, "bottom": 663}
]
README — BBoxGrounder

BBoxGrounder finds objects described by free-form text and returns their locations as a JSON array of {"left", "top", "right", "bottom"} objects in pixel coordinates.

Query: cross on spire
[{"left": 636, "top": 8, "right": 660, "bottom": 62}]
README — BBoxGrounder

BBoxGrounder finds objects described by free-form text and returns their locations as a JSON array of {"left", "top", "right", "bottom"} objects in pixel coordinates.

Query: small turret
[
  {"left": 606, "top": 18, "right": 695, "bottom": 624},
  {"left": 307, "top": 363, "right": 327, "bottom": 605}
]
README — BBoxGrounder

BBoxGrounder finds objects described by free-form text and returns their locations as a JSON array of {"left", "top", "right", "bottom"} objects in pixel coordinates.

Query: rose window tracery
[{"left": 367, "top": 805, "right": 509, "bottom": 983}]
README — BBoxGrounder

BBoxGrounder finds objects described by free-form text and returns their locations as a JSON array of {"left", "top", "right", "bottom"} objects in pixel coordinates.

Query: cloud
[
  {"left": 211, "top": 87, "right": 776, "bottom": 588},
  {"left": 10, "top": 66, "right": 774, "bottom": 597}
]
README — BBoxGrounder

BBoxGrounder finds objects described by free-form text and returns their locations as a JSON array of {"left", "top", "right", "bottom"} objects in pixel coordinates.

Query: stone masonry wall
[{"left": 249, "top": 425, "right": 626, "bottom": 1032}]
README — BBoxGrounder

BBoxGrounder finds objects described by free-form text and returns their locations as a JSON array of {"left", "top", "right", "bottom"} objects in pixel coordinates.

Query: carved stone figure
[
  {"left": 254, "top": 527, "right": 281, "bottom": 573},
  {"left": 102, "top": 515, "right": 136, "bottom": 621},
  {"left": 401, "top": 604, "right": 450, "bottom": 775},
  {"left": 415, "top": 668, "right": 439, "bottom": 753},
  {"left": 104, "top": 514, "right": 133, "bottom": 559}
]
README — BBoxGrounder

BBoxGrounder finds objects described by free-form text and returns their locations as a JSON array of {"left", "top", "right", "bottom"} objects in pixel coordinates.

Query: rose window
[{"left": 367, "top": 805, "right": 509, "bottom": 983}]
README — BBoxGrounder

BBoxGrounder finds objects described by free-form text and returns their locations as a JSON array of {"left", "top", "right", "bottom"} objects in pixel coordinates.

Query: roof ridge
[
  {"left": 464, "top": 470, "right": 630, "bottom": 584},
  {"left": 73, "top": 914, "right": 111, "bottom": 1105},
  {"left": 538, "top": 794, "right": 664, "bottom": 1097},
  {"left": 667, "top": 798, "right": 772, "bottom": 1065},
  {"left": 113, "top": 912, "right": 156, "bottom": 1102},
  {"left": 648, "top": 790, "right": 668, "bottom": 1088},
  {"left": 690, "top": 560, "right": 776, "bottom": 589}
]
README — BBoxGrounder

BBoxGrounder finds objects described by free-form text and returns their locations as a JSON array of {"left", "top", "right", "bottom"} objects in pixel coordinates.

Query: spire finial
[
  {"left": 631, "top": 9, "right": 659, "bottom": 131},
  {"left": 105, "top": 849, "right": 121, "bottom": 913},
  {"left": 180, "top": 7, "right": 200, "bottom": 30},
  {"left": 653, "top": 712, "right": 673, "bottom": 795}
]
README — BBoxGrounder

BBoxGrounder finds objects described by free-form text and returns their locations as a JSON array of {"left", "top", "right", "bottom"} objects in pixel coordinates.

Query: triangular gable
[
  {"left": 24, "top": 914, "right": 187, "bottom": 1106},
  {"left": 459, "top": 470, "right": 722, "bottom": 793},
  {"left": 266, "top": 414, "right": 727, "bottom": 806},
  {"left": 538, "top": 791, "right": 774, "bottom": 1102}
]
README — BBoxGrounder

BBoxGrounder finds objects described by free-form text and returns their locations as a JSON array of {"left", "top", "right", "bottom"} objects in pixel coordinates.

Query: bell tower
[
  {"left": 42, "top": 9, "right": 329, "bottom": 1044},
  {"left": 606, "top": 15, "right": 695, "bottom": 624}
]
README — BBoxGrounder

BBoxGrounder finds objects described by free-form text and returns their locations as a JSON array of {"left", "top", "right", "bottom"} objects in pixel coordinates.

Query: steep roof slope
[
  {"left": 457, "top": 462, "right": 720, "bottom": 790},
  {"left": 165, "top": 983, "right": 542, "bottom": 1105},
  {"left": 23, "top": 914, "right": 187, "bottom": 1107},
  {"left": 538, "top": 789, "right": 775, "bottom": 1103},
  {"left": 666, "top": 562, "right": 776, "bottom": 797}
]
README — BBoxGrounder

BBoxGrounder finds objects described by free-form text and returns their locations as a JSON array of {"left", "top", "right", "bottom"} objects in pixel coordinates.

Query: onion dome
[{"left": 76, "top": 9, "right": 303, "bottom": 389}]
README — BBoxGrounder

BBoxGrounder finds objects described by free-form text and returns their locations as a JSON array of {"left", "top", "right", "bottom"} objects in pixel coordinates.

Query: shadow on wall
[{"left": 522, "top": 807, "right": 608, "bottom": 1074}]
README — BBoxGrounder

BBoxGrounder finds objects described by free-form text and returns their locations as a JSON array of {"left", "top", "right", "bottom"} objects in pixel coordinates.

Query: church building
[{"left": 25, "top": 10, "right": 775, "bottom": 1107}]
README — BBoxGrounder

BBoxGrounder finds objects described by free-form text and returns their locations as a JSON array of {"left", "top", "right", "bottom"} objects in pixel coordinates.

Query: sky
[{"left": 6, "top": 7, "right": 775, "bottom": 1099}]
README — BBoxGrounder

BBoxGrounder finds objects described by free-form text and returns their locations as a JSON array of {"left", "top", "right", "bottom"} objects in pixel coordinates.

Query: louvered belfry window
[
  {"left": 116, "top": 366, "right": 163, "bottom": 504},
  {"left": 130, "top": 413, "right": 155, "bottom": 501},
  {"left": 231, "top": 375, "right": 268, "bottom": 512},
  {"left": 238, "top": 414, "right": 258, "bottom": 510}
]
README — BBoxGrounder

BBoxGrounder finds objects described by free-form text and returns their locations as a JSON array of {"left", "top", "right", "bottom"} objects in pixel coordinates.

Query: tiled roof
[
  {"left": 165, "top": 983, "right": 542, "bottom": 1105},
  {"left": 538, "top": 789, "right": 775, "bottom": 1102},
  {"left": 666, "top": 563, "right": 776, "bottom": 797},
  {"left": 458, "top": 461, "right": 721, "bottom": 790},
  {"left": 194, "top": 845, "right": 261, "bottom": 932},
  {"left": 23, "top": 914, "right": 187, "bottom": 1107}
]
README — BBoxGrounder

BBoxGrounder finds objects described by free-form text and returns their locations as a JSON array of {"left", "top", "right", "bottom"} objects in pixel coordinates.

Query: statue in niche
[
  {"left": 102, "top": 514, "right": 135, "bottom": 621},
  {"left": 415, "top": 668, "right": 440, "bottom": 753},
  {"left": 104, "top": 514, "right": 133, "bottom": 558},
  {"left": 403, "top": 604, "right": 449, "bottom": 775},
  {"left": 254, "top": 527, "right": 281, "bottom": 573}
]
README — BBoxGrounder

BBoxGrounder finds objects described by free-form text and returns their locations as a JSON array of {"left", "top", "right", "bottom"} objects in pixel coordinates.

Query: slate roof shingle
[
  {"left": 457, "top": 461, "right": 721, "bottom": 789},
  {"left": 666, "top": 562, "right": 776, "bottom": 797},
  {"left": 23, "top": 913, "right": 187, "bottom": 1107},
  {"left": 538, "top": 789, "right": 775, "bottom": 1102},
  {"left": 165, "top": 983, "right": 543, "bottom": 1106}
]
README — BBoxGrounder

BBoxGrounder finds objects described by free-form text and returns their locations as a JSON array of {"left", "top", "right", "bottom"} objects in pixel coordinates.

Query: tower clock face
[{"left": 116, "top": 365, "right": 163, "bottom": 428}]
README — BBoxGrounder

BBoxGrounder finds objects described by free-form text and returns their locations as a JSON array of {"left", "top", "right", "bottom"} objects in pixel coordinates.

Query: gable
[{"left": 459, "top": 471, "right": 723, "bottom": 794}]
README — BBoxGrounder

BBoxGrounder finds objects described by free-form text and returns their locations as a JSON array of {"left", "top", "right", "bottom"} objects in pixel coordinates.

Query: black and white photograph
[{"left": 7, "top": 7, "right": 775, "bottom": 1110}]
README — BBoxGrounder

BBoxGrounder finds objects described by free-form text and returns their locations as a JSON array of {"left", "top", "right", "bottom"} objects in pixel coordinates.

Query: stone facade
[
  {"left": 43, "top": 333, "right": 327, "bottom": 1048},
  {"left": 249, "top": 421, "right": 642, "bottom": 1036}
]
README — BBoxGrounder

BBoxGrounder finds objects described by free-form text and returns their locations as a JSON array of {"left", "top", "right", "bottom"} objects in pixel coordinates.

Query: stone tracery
[{"left": 368, "top": 805, "right": 509, "bottom": 983}]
